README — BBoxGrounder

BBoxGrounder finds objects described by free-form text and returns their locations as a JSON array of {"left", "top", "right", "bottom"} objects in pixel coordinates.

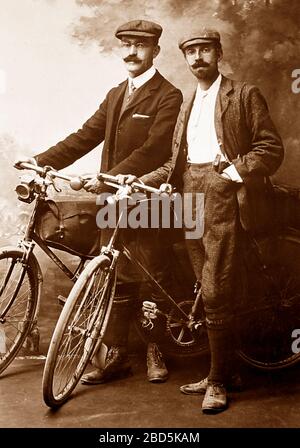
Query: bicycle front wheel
[
  {"left": 238, "top": 231, "right": 300, "bottom": 370},
  {"left": 42, "top": 254, "right": 116, "bottom": 407},
  {"left": 0, "top": 248, "right": 39, "bottom": 375}
]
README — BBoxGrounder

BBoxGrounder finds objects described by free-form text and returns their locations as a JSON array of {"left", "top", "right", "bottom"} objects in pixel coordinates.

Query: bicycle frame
[
  {"left": 101, "top": 206, "right": 194, "bottom": 322},
  {"left": 101, "top": 193, "right": 300, "bottom": 343},
  {"left": 20, "top": 194, "right": 90, "bottom": 283}
]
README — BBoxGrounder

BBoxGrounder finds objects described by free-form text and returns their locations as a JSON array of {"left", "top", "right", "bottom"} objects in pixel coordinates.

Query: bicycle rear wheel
[
  {"left": 238, "top": 231, "right": 300, "bottom": 370},
  {"left": 42, "top": 254, "right": 116, "bottom": 407},
  {"left": 0, "top": 248, "right": 39, "bottom": 375}
]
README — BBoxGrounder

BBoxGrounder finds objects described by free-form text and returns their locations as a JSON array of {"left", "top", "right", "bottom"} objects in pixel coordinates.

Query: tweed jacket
[
  {"left": 36, "top": 71, "right": 183, "bottom": 178},
  {"left": 141, "top": 75, "right": 284, "bottom": 232}
]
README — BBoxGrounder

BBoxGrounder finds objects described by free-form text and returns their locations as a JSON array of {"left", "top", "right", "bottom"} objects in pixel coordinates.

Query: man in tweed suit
[
  {"left": 176, "top": 28, "right": 284, "bottom": 413},
  {"left": 15, "top": 20, "right": 182, "bottom": 385},
  {"left": 142, "top": 27, "right": 284, "bottom": 413}
]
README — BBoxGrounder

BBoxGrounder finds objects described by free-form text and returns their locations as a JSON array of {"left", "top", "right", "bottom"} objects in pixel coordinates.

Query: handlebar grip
[{"left": 18, "top": 162, "right": 40, "bottom": 171}]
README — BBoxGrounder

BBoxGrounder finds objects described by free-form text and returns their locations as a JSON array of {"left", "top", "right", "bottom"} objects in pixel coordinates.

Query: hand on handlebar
[
  {"left": 82, "top": 175, "right": 105, "bottom": 194},
  {"left": 115, "top": 174, "right": 143, "bottom": 197},
  {"left": 115, "top": 174, "right": 139, "bottom": 186},
  {"left": 115, "top": 184, "right": 135, "bottom": 200},
  {"left": 14, "top": 156, "right": 37, "bottom": 170},
  {"left": 159, "top": 183, "right": 173, "bottom": 196}
]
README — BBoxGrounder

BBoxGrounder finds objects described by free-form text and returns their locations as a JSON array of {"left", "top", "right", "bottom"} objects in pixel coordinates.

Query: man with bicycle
[
  {"left": 140, "top": 27, "right": 284, "bottom": 413},
  {"left": 15, "top": 20, "right": 182, "bottom": 385}
]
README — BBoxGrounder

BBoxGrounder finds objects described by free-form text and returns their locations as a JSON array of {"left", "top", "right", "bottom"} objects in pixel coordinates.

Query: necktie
[{"left": 128, "top": 80, "right": 136, "bottom": 99}]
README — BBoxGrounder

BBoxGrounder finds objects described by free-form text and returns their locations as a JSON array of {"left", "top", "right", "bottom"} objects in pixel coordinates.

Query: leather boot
[
  {"left": 202, "top": 383, "right": 228, "bottom": 414},
  {"left": 199, "top": 315, "right": 233, "bottom": 413},
  {"left": 147, "top": 342, "right": 168, "bottom": 383},
  {"left": 81, "top": 345, "right": 132, "bottom": 385},
  {"left": 81, "top": 289, "right": 136, "bottom": 385},
  {"left": 180, "top": 373, "right": 242, "bottom": 395}
]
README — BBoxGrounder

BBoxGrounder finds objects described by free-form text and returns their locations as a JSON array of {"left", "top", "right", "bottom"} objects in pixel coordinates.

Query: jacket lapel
[
  {"left": 175, "top": 91, "right": 196, "bottom": 148},
  {"left": 183, "top": 91, "right": 196, "bottom": 132},
  {"left": 106, "top": 79, "right": 127, "bottom": 130},
  {"left": 215, "top": 75, "right": 233, "bottom": 159},
  {"left": 120, "top": 71, "right": 164, "bottom": 118},
  {"left": 110, "top": 80, "right": 127, "bottom": 116},
  {"left": 168, "top": 91, "right": 196, "bottom": 182}
]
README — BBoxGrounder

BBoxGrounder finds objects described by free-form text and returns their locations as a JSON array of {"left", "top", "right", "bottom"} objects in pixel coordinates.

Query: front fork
[{"left": 20, "top": 240, "right": 42, "bottom": 354}]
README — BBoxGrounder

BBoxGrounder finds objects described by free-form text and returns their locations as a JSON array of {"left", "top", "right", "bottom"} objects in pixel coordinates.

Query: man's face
[
  {"left": 184, "top": 42, "right": 222, "bottom": 81},
  {"left": 120, "top": 36, "right": 160, "bottom": 78}
]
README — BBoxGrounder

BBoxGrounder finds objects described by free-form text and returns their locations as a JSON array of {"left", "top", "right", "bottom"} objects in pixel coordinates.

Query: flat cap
[
  {"left": 115, "top": 19, "right": 162, "bottom": 40},
  {"left": 178, "top": 27, "right": 221, "bottom": 50}
]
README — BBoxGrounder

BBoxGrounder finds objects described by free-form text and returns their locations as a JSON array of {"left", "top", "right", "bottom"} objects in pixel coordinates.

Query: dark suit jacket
[
  {"left": 141, "top": 75, "right": 284, "bottom": 233},
  {"left": 36, "top": 71, "right": 183, "bottom": 178}
]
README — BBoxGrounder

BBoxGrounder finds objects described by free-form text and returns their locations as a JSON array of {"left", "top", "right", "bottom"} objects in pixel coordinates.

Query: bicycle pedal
[
  {"left": 58, "top": 295, "right": 67, "bottom": 306},
  {"left": 142, "top": 301, "right": 158, "bottom": 313},
  {"left": 142, "top": 301, "right": 159, "bottom": 320}
]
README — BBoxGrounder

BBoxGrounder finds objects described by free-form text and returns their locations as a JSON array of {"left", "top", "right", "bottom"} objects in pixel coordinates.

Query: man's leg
[
  {"left": 135, "top": 230, "right": 170, "bottom": 383},
  {"left": 180, "top": 165, "right": 241, "bottom": 412},
  {"left": 81, "top": 282, "right": 139, "bottom": 385},
  {"left": 202, "top": 168, "right": 242, "bottom": 412},
  {"left": 81, "top": 228, "right": 141, "bottom": 385}
]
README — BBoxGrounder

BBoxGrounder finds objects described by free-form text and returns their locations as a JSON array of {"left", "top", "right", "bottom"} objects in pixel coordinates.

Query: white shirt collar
[
  {"left": 196, "top": 73, "right": 222, "bottom": 97},
  {"left": 128, "top": 66, "right": 156, "bottom": 90}
]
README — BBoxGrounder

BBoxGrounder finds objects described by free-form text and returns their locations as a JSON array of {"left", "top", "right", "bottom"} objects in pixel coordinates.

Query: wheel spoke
[
  {"left": 43, "top": 256, "right": 115, "bottom": 406},
  {"left": 239, "top": 233, "right": 300, "bottom": 370},
  {"left": 0, "top": 252, "right": 37, "bottom": 374}
]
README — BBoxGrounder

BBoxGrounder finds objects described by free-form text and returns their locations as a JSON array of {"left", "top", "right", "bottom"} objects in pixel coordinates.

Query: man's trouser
[
  {"left": 183, "top": 163, "right": 242, "bottom": 384},
  {"left": 100, "top": 227, "right": 172, "bottom": 350}
]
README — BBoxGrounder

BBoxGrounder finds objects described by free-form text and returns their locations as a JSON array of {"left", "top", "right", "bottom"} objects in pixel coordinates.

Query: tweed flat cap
[
  {"left": 178, "top": 28, "right": 221, "bottom": 50},
  {"left": 115, "top": 20, "right": 162, "bottom": 40}
]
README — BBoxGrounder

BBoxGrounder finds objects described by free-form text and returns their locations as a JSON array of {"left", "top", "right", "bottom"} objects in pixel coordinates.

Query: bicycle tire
[
  {"left": 238, "top": 231, "right": 300, "bottom": 370},
  {"left": 0, "top": 247, "right": 39, "bottom": 375},
  {"left": 42, "top": 254, "right": 116, "bottom": 407}
]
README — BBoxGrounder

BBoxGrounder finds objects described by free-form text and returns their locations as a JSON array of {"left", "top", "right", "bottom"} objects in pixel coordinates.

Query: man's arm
[
  {"left": 139, "top": 157, "right": 172, "bottom": 188},
  {"left": 108, "top": 88, "right": 183, "bottom": 177},
  {"left": 34, "top": 94, "right": 108, "bottom": 170},
  {"left": 232, "top": 85, "right": 284, "bottom": 183}
]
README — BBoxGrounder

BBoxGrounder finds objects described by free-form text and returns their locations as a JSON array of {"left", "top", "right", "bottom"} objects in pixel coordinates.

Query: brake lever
[{"left": 48, "top": 175, "right": 62, "bottom": 193}]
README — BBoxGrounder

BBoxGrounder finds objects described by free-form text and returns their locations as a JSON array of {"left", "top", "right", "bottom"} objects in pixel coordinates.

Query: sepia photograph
[{"left": 0, "top": 0, "right": 300, "bottom": 437}]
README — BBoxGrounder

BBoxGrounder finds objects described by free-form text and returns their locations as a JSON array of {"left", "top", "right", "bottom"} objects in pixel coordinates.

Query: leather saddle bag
[{"left": 36, "top": 199, "right": 101, "bottom": 257}]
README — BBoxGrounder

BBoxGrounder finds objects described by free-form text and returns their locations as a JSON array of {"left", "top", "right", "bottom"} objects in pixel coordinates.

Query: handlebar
[
  {"left": 16, "top": 162, "right": 172, "bottom": 197},
  {"left": 18, "top": 162, "right": 73, "bottom": 182},
  {"left": 96, "top": 173, "right": 172, "bottom": 197}
]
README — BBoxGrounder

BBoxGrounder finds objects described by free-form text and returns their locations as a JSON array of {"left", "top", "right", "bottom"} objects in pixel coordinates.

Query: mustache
[
  {"left": 123, "top": 56, "right": 142, "bottom": 63},
  {"left": 192, "top": 62, "right": 209, "bottom": 69}
]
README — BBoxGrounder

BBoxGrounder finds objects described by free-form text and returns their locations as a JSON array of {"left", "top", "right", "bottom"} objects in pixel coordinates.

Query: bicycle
[
  {"left": 0, "top": 162, "right": 108, "bottom": 376},
  {"left": 42, "top": 175, "right": 300, "bottom": 407}
]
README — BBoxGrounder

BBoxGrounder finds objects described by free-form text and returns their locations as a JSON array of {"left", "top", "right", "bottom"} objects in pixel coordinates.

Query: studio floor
[{"left": 1, "top": 249, "right": 300, "bottom": 429}]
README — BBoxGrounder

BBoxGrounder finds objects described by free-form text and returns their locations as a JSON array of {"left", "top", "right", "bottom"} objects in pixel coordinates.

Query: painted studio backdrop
[{"left": 0, "top": 0, "right": 300, "bottom": 237}]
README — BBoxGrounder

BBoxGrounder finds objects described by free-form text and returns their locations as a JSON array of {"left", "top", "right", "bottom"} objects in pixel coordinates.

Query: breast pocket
[
  {"left": 131, "top": 114, "right": 155, "bottom": 141},
  {"left": 132, "top": 114, "right": 155, "bottom": 127}
]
